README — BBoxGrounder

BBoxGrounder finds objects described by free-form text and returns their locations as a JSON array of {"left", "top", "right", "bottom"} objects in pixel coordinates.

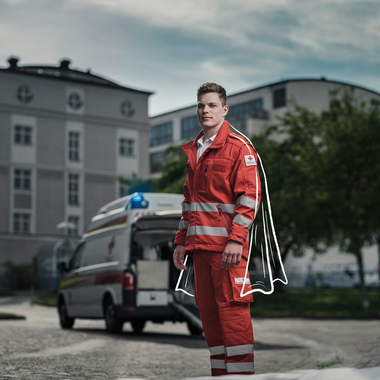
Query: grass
[
  {"left": 317, "top": 352, "right": 345, "bottom": 369},
  {"left": 34, "top": 294, "right": 57, "bottom": 307},
  {"left": 35, "top": 289, "right": 380, "bottom": 318},
  {"left": 251, "top": 289, "right": 380, "bottom": 318},
  {"left": 0, "top": 312, "right": 26, "bottom": 320}
]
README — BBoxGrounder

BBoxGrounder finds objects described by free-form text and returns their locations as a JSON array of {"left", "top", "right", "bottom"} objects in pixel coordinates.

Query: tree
[
  {"left": 318, "top": 88, "right": 380, "bottom": 307},
  {"left": 264, "top": 87, "right": 380, "bottom": 305}
]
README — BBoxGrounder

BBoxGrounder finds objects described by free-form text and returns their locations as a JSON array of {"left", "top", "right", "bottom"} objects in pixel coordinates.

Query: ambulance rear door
[{"left": 132, "top": 212, "right": 182, "bottom": 307}]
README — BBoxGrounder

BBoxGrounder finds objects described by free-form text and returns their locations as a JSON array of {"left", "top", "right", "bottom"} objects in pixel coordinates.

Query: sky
[{"left": 1, "top": 0, "right": 379, "bottom": 116}]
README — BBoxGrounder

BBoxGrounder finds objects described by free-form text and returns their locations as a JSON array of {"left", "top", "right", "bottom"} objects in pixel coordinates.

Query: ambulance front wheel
[
  {"left": 187, "top": 321, "right": 203, "bottom": 336},
  {"left": 104, "top": 297, "right": 124, "bottom": 333},
  {"left": 58, "top": 298, "right": 75, "bottom": 329},
  {"left": 131, "top": 320, "right": 146, "bottom": 333}
]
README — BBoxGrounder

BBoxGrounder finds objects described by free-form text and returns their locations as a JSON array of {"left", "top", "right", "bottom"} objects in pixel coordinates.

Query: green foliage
[
  {"left": 155, "top": 144, "right": 188, "bottom": 193},
  {"left": 1, "top": 261, "right": 33, "bottom": 290},
  {"left": 118, "top": 172, "right": 156, "bottom": 195},
  {"left": 251, "top": 289, "right": 380, "bottom": 318}
]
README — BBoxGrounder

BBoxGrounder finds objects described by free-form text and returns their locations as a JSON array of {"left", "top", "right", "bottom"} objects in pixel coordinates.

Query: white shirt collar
[{"left": 197, "top": 133, "right": 217, "bottom": 147}]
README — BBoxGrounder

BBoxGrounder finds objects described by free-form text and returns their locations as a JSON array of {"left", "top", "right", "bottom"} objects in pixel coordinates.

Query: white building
[{"left": 149, "top": 78, "right": 380, "bottom": 276}]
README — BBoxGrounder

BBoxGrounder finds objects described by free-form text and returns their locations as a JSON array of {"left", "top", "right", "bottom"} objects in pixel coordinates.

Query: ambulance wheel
[
  {"left": 104, "top": 297, "right": 124, "bottom": 333},
  {"left": 187, "top": 321, "right": 203, "bottom": 336},
  {"left": 131, "top": 320, "right": 146, "bottom": 334},
  {"left": 58, "top": 299, "right": 75, "bottom": 329}
]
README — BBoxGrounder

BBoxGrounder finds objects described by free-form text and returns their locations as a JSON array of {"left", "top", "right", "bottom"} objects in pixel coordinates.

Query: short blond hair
[{"left": 197, "top": 83, "right": 227, "bottom": 106}]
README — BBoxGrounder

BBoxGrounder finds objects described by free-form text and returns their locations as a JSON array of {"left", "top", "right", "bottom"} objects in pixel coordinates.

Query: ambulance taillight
[{"left": 123, "top": 272, "right": 135, "bottom": 291}]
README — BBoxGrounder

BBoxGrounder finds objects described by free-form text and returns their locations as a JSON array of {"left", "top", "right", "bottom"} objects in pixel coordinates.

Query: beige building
[{"left": 0, "top": 57, "right": 152, "bottom": 267}]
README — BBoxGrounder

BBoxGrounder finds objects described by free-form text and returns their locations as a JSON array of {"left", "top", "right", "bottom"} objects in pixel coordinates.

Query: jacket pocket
[
  {"left": 217, "top": 205, "right": 231, "bottom": 235},
  {"left": 228, "top": 268, "right": 253, "bottom": 303}
]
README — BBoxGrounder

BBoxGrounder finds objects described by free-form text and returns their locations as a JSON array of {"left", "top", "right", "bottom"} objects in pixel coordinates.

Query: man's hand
[
  {"left": 173, "top": 244, "right": 187, "bottom": 270},
  {"left": 221, "top": 240, "right": 243, "bottom": 269}
]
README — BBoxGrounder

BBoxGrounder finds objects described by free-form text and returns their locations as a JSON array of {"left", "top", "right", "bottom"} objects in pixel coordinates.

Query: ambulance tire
[
  {"left": 58, "top": 298, "right": 75, "bottom": 329},
  {"left": 187, "top": 321, "right": 203, "bottom": 336},
  {"left": 131, "top": 320, "right": 146, "bottom": 334},
  {"left": 104, "top": 297, "right": 124, "bottom": 333}
]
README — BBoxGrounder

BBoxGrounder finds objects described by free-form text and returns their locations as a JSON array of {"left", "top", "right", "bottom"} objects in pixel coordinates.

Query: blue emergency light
[{"left": 127, "top": 193, "right": 149, "bottom": 209}]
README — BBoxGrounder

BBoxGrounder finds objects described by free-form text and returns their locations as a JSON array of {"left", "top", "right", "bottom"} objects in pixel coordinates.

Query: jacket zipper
[
  {"left": 204, "top": 164, "right": 208, "bottom": 190},
  {"left": 217, "top": 205, "right": 232, "bottom": 235}
]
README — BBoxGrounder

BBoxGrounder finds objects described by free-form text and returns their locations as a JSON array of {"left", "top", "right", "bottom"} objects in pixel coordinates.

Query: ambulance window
[{"left": 68, "top": 243, "right": 86, "bottom": 271}]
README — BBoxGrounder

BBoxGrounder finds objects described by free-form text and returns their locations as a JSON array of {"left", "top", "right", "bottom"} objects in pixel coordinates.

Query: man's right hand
[{"left": 173, "top": 244, "right": 187, "bottom": 270}]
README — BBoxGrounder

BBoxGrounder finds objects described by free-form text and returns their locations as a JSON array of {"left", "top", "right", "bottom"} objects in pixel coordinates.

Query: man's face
[{"left": 197, "top": 92, "right": 229, "bottom": 131}]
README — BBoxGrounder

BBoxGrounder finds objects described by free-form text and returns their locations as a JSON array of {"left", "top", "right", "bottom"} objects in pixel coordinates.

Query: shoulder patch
[{"left": 244, "top": 155, "right": 256, "bottom": 166}]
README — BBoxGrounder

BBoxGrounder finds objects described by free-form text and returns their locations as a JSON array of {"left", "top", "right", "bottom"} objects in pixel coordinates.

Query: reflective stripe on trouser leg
[
  {"left": 220, "top": 304, "right": 255, "bottom": 374},
  {"left": 193, "top": 253, "right": 227, "bottom": 376}
]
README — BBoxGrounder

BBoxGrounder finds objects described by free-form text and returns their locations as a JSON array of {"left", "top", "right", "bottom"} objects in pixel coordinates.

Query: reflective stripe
[
  {"left": 211, "top": 359, "right": 226, "bottom": 369},
  {"left": 178, "top": 220, "right": 188, "bottom": 230},
  {"left": 209, "top": 345, "right": 225, "bottom": 356},
  {"left": 233, "top": 214, "right": 253, "bottom": 228},
  {"left": 226, "top": 362, "right": 254, "bottom": 373},
  {"left": 236, "top": 195, "right": 259, "bottom": 211},
  {"left": 234, "top": 278, "right": 250, "bottom": 285},
  {"left": 182, "top": 203, "right": 190, "bottom": 212},
  {"left": 187, "top": 226, "right": 229, "bottom": 237},
  {"left": 226, "top": 344, "right": 254, "bottom": 357},
  {"left": 189, "top": 202, "right": 235, "bottom": 214}
]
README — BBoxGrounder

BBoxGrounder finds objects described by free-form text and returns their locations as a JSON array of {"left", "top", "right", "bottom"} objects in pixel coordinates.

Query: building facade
[
  {"left": 149, "top": 78, "right": 380, "bottom": 275},
  {"left": 0, "top": 57, "right": 152, "bottom": 266},
  {"left": 149, "top": 78, "right": 380, "bottom": 174}
]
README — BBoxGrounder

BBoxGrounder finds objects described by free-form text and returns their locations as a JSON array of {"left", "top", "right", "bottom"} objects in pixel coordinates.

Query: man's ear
[{"left": 223, "top": 105, "right": 229, "bottom": 117}]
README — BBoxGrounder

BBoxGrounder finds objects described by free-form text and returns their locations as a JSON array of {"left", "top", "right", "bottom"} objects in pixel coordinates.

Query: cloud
[{"left": 0, "top": 0, "right": 379, "bottom": 115}]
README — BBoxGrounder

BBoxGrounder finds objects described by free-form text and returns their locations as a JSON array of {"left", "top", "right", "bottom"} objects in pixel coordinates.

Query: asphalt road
[{"left": 0, "top": 296, "right": 379, "bottom": 380}]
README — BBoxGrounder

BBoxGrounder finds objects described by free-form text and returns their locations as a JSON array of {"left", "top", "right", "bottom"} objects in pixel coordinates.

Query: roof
[
  {"left": 151, "top": 77, "right": 380, "bottom": 119},
  {"left": 1, "top": 57, "right": 153, "bottom": 95}
]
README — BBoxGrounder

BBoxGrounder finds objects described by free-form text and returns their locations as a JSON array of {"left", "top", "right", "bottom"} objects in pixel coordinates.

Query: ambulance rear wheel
[
  {"left": 58, "top": 299, "right": 74, "bottom": 329},
  {"left": 131, "top": 320, "right": 146, "bottom": 334},
  {"left": 104, "top": 297, "right": 124, "bottom": 333},
  {"left": 187, "top": 321, "right": 203, "bottom": 335}
]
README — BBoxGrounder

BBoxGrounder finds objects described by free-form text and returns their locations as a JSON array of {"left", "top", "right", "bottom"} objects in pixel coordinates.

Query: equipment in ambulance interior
[{"left": 57, "top": 193, "right": 202, "bottom": 335}]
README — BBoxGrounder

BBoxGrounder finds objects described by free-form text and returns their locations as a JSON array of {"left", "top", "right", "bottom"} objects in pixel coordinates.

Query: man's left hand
[{"left": 221, "top": 240, "right": 243, "bottom": 269}]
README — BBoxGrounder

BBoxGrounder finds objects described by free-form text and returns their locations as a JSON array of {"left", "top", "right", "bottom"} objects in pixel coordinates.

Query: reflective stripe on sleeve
[
  {"left": 211, "top": 359, "right": 226, "bottom": 369},
  {"left": 226, "top": 344, "right": 254, "bottom": 357},
  {"left": 178, "top": 220, "right": 188, "bottom": 230},
  {"left": 232, "top": 214, "right": 253, "bottom": 228},
  {"left": 186, "top": 226, "right": 229, "bottom": 237},
  {"left": 236, "top": 195, "right": 259, "bottom": 211},
  {"left": 182, "top": 203, "right": 190, "bottom": 212},
  {"left": 190, "top": 202, "right": 235, "bottom": 214},
  {"left": 226, "top": 361, "right": 254, "bottom": 373},
  {"left": 209, "top": 345, "right": 225, "bottom": 356}
]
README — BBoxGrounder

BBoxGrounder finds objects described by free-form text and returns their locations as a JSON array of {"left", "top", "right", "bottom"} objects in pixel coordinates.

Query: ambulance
[{"left": 57, "top": 192, "right": 202, "bottom": 335}]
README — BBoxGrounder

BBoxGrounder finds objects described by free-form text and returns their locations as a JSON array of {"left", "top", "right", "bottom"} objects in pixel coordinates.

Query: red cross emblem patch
[{"left": 244, "top": 155, "right": 257, "bottom": 166}]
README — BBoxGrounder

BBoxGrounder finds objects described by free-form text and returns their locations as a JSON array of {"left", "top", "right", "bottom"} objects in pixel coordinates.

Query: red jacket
[{"left": 174, "top": 120, "right": 261, "bottom": 254}]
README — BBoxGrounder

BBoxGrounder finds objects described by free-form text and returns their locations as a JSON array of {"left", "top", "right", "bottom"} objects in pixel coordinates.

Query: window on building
[
  {"left": 68, "top": 215, "right": 79, "bottom": 237},
  {"left": 150, "top": 151, "right": 165, "bottom": 173},
  {"left": 181, "top": 116, "right": 201, "bottom": 139},
  {"left": 14, "top": 125, "right": 32, "bottom": 145},
  {"left": 68, "top": 173, "right": 79, "bottom": 205},
  {"left": 119, "top": 138, "right": 134, "bottom": 156},
  {"left": 150, "top": 122, "right": 173, "bottom": 146},
  {"left": 68, "top": 131, "right": 80, "bottom": 161},
  {"left": 14, "top": 169, "right": 31, "bottom": 190},
  {"left": 273, "top": 88, "right": 286, "bottom": 108},
  {"left": 228, "top": 99, "right": 268, "bottom": 130},
  {"left": 13, "top": 213, "right": 31, "bottom": 233}
]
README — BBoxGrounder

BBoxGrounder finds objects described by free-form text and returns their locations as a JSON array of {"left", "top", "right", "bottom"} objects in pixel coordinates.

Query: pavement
[{"left": 1, "top": 296, "right": 380, "bottom": 379}]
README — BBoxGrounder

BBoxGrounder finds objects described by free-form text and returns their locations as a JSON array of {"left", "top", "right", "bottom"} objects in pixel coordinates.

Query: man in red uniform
[{"left": 173, "top": 83, "right": 261, "bottom": 376}]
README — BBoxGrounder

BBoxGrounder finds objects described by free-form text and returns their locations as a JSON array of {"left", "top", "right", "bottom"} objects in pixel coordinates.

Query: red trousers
[{"left": 193, "top": 251, "right": 255, "bottom": 376}]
